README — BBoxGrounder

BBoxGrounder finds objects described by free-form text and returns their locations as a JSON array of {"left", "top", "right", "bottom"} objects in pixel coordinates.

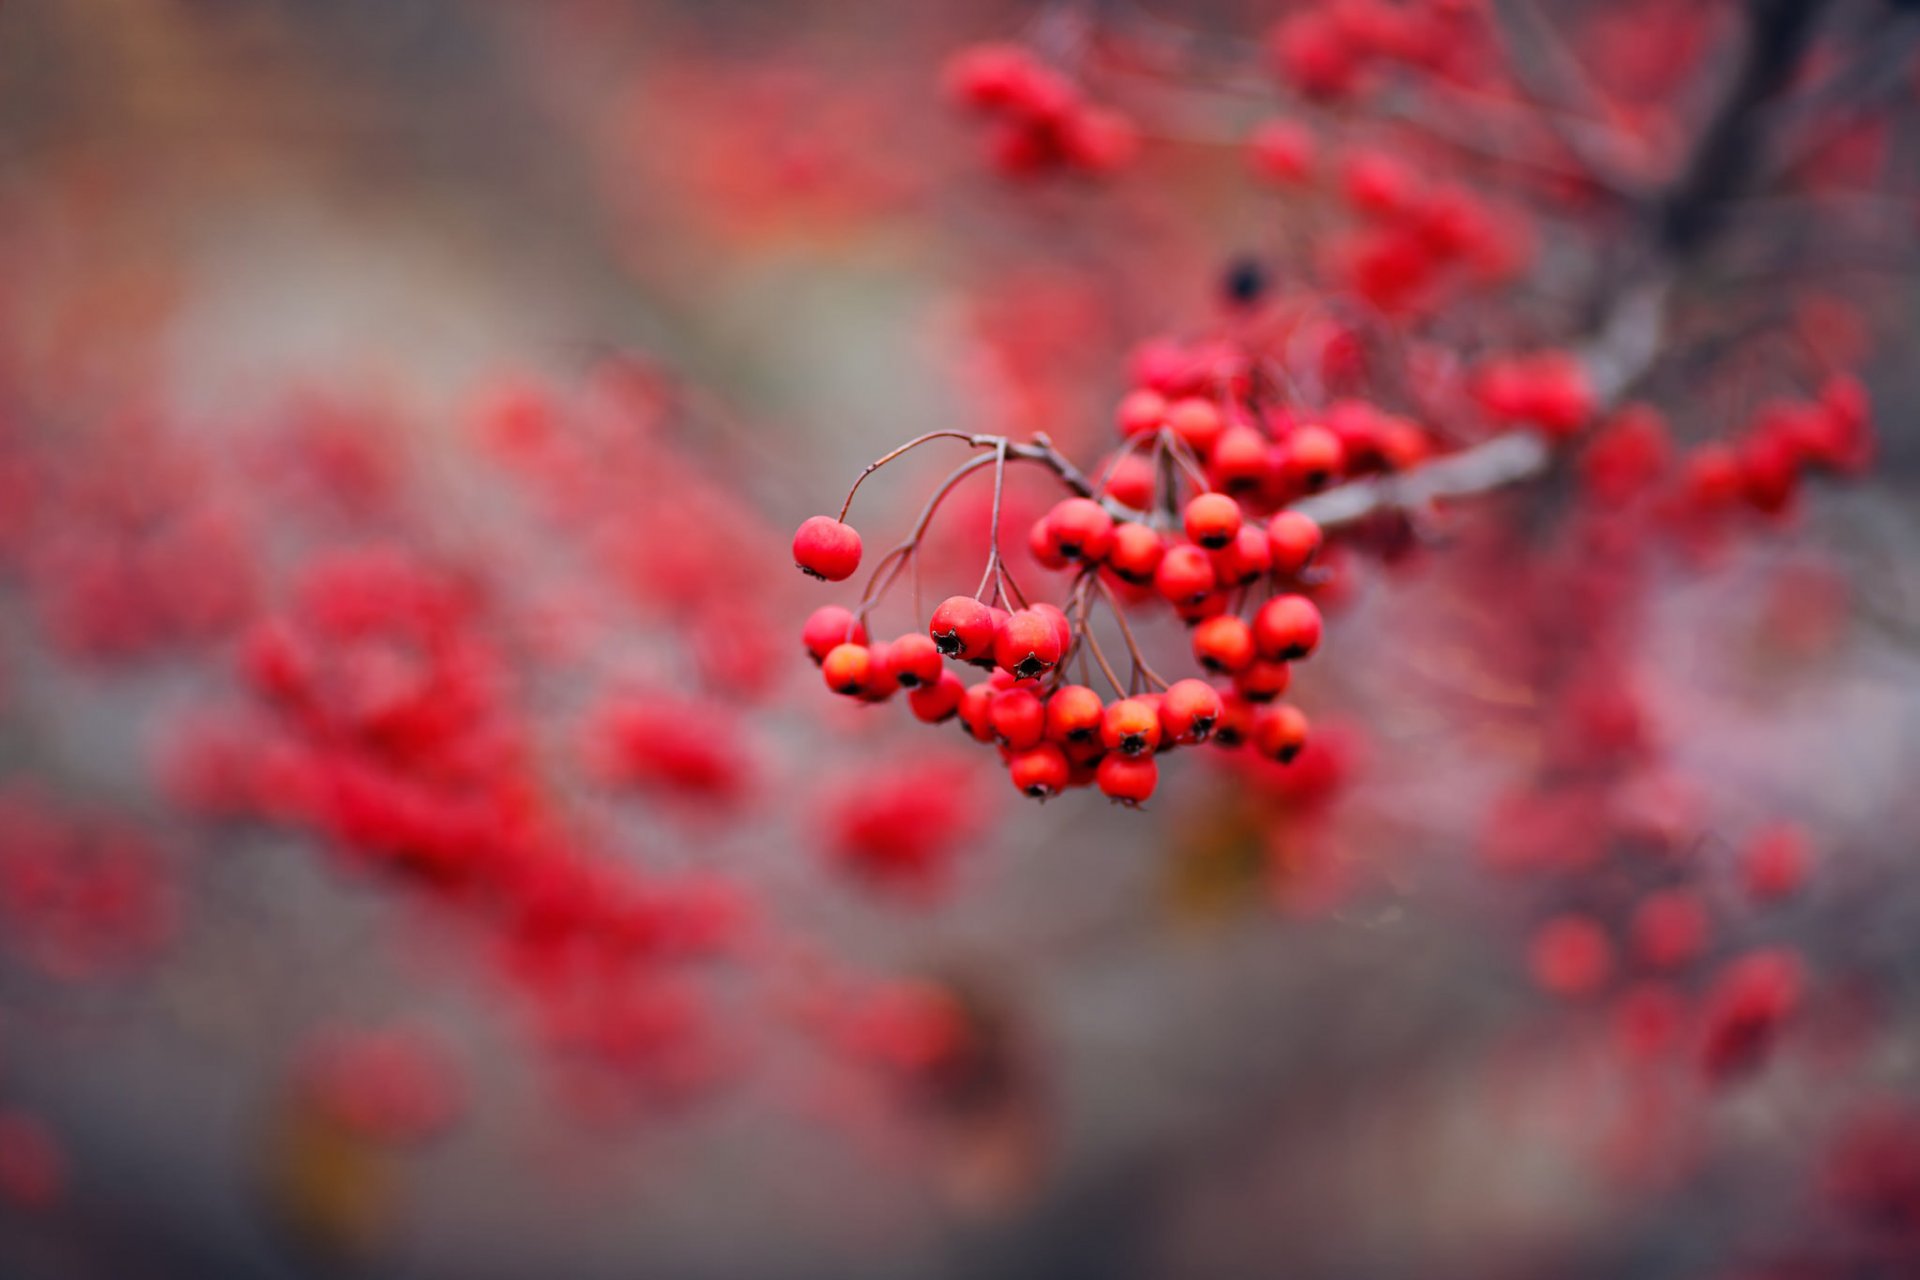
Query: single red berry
[
  {"left": 1211, "top": 425, "right": 1270, "bottom": 493},
  {"left": 1160, "top": 679, "right": 1225, "bottom": 744},
  {"left": 886, "top": 633, "right": 944, "bottom": 688},
  {"left": 1168, "top": 398, "right": 1226, "bottom": 455},
  {"left": 1251, "top": 703, "right": 1308, "bottom": 761},
  {"left": 1105, "top": 454, "right": 1157, "bottom": 510},
  {"left": 1267, "top": 511, "right": 1324, "bottom": 576},
  {"left": 793, "top": 516, "right": 862, "bottom": 582},
  {"left": 990, "top": 687, "right": 1047, "bottom": 750},
  {"left": 1191, "top": 614, "right": 1256, "bottom": 674},
  {"left": 1097, "top": 753, "right": 1158, "bottom": 806},
  {"left": 1249, "top": 118, "right": 1316, "bottom": 185},
  {"left": 802, "top": 606, "right": 867, "bottom": 665},
  {"left": 822, "top": 643, "right": 875, "bottom": 697},
  {"left": 1101, "top": 698, "right": 1162, "bottom": 756},
  {"left": 1154, "top": 545, "right": 1217, "bottom": 606},
  {"left": 1529, "top": 913, "right": 1615, "bottom": 1000},
  {"left": 1211, "top": 525, "right": 1272, "bottom": 587},
  {"left": 1234, "top": 659, "right": 1293, "bottom": 703},
  {"left": 995, "top": 609, "right": 1064, "bottom": 680},
  {"left": 1630, "top": 889, "right": 1710, "bottom": 971},
  {"left": 1283, "top": 426, "right": 1344, "bottom": 491},
  {"left": 1116, "top": 389, "right": 1168, "bottom": 438},
  {"left": 1009, "top": 743, "right": 1070, "bottom": 800},
  {"left": 1030, "top": 601, "right": 1074, "bottom": 657},
  {"left": 1029, "top": 516, "right": 1069, "bottom": 571},
  {"left": 1212, "top": 692, "right": 1257, "bottom": 746},
  {"left": 1253, "top": 594, "right": 1322, "bottom": 660},
  {"left": 957, "top": 681, "right": 998, "bottom": 743},
  {"left": 1105, "top": 523, "right": 1164, "bottom": 585},
  {"left": 1045, "top": 684, "right": 1105, "bottom": 744},
  {"left": 1045, "top": 498, "right": 1116, "bottom": 562},
  {"left": 930, "top": 596, "right": 996, "bottom": 660},
  {"left": 1183, "top": 492, "right": 1244, "bottom": 549},
  {"left": 1743, "top": 823, "right": 1811, "bottom": 902},
  {"left": 909, "top": 671, "right": 966, "bottom": 724}
]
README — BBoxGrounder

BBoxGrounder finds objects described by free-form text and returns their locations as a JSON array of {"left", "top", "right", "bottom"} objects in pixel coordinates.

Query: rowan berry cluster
[
  {"left": 942, "top": 42, "right": 1139, "bottom": 179},
  {"left": 792, "top": 352, "right": 1355, "bottom": 807}
]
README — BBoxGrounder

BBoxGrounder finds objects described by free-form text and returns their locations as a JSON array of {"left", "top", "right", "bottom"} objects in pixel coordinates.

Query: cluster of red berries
[
  {"left": 1266, "top": 0, "right": 1492, "bottom": 102},
  {"left": 1251, "top": 134, "right": 1533, "bottom": 313},
  {"left": 1472, "top": 351, "right": 1596, "bottom": 437},
  {"left": 942, "top": 42, "right": 1139, "bottom": 179},
  {"left": 793, "top": 481, "right": 1327, "bottom": 808}
]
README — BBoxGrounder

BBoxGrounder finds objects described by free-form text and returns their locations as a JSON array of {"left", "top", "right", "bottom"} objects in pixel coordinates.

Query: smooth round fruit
[
  {"left": 1098, "top": 753, "right": 1158, "bottom": 806},
  {"left": 994, "top": 609, "right": 1064, "bottom": 680},
  {"left": 802, "top": 605, "right": 866, "bottom": 665},
  {"left": 822, "top": 643, "right": 874, "bottom": 696},
  {"left": 1192, "top": 614, "right": 1255, "bottom": 674},
  {"left": 1009, "top": 743, "right": 1070, "bottom": 799},
  {"left": 1101, "top": 698, "right": 1162, "bottom": 756},
  {"left": 1234, "top": 659, "right": 1293, "bottom": 704},
  {"left": 1045, "top": 685, "right": 1105, "bottom": 744},
  {"left": 1045, "top": 498, "right": 1116, "bottom": 562},
  {"left": 1267, "top": 511, "right": 1323, "bottom": 576},
  {"left": 793, "top": 516, "right": 862, "bottom": 581},
  {"left": 929, "top": 596, "right": 996, "bottom": 661},
  {"left": 1160, "top": 679, "right": 1225, "bottom": 744},
  {"left": 1252, "top": 703, "right": 1308, "bottom": 761},
  {"left": 909, "top": 671, "right": 966, "bottom": 724},
  {"left": 989, "top": 687, "right": 1047, "bottom": 750},
  {"left": 1183, "top": 492, "right": 1243, "bottom": 549},
  {"left": 886, "top": 633, "right": 944, "bottom": 688},
  {"left": 1253, "top": 594, "right": 1322, "bottom": 661},
  {"left": 1154, "top": 545, "right": 1216, "bottom": 606},
  {"left": 1105, "top": 523, "right": 1164, "bottom": 584}
]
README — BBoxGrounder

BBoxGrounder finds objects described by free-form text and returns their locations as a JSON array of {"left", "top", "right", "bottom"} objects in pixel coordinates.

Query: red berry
[
  {"left": 1029, "top": 516, "right": 1069, "bottom": 571},
  {"left": 1168, "top": 398, "right": 1225, "bottom": 455},
  {"left": 1045, "top": 685, "right": 1105, "bottom": 744},
  {"left": 995, "top": 609, "right": 1064, "bottom": 680},
  {"left": 1183, "top": 492, "right": 1243, "bottom": 549},
  {"left": 1211, "top": 525, "right": 1272, "bottom": 587},
  {"left": 909, "top": 671, "right": 966, "bottom": 724},
  {"left": 957, "top": 681, "right": 998, "bottom": 743},
  {"left": 1212, "top": 692, "right": 1257, "bottom": 746},
  {"left": 1160, "top": 679, "right": 1225, "bottom": 744},
  {"left": 802, "top": 605, "right": 867, "bottom": 665},
  {"left": 1211, "top": 425, "right": 1270, "bottom": 492},
  {"left": 1283, "top": 426, "right": 1344, "bottom": 491},
  {"left": 1101, "top": 698, "right": 1162, "bottom": 756},
  {"left": 1097, "top": 753, "right": 1158, "bottom": 806},
  {"left": 1251, "top": 703, "right": 1308, "bottom": 761},
  {"left": 1009, "top": 743, "right": 1070, "bottom": 799},
  {"left": 1105, "top": 523, "right": 1164, "bottom": 585},
  {"left": 1630, "top": 889, "right": 1710, "bottom": 971},
  {"left": 1030, "top": 602, "right": 1074, "bottom": 658},
  {"left": 1743, "top": 823, "right": 1811, "bottom": 902},
  {"left": 1191, "top": 614, "right": 1256, "bottom": 674},
  {"left": 1267, "top": 511, "right": 1324, "bottom": 576},
  {"left": 886, "top": 633, "right": 944, "bottom": 688},
  {"left": 1249, "top": 119, "right": 1316, "bottom": 185},
  {"left": 1529, "top": 913, "right": 1614, "bottom": 1000},
  {"left": 1105, "top": 454, "right": 1157, "bottom": 510},
  {"left": 1045, "top": 498, "right": 1116, "bottom": 562},
  {"left": 930, "top": 596, "right": 995, "bottom": 660},
  {"left": 1253, "top": 594, "right": 1322, "bottom": 660},
  {"left": 793, "top": 516, "right": 862, "bottom": 582},
  {"left": 1116, "top": 389, "right": 1169, "bottom": 437},
  {"left": 822, "top": 643, "right": 875, "bottom": 697},
  {"left": 990, "top": 687, "right": 1047, "bottom": 749},
  {"left": 1154, "top": 545, "right": 1216, "bottom": 606},
  {"left": 1234, "top": 659, "right": 1293, "bottom": 703}
]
